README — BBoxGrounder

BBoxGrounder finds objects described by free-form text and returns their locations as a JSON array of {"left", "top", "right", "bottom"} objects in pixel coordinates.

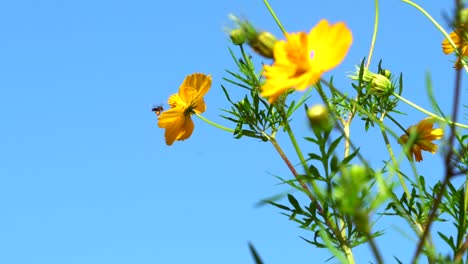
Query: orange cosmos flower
[
  {"left": 157, "top": 73, "right": 211, "bottom": 145},
  {"left": 398, "top": 118, "right": 444, "bottom": 162},
  {"left": 261, "top": 19, "right": 353, "bottom": 103},
  {"left": 442, "top": 29, "right": 468, "bottom": 69}
]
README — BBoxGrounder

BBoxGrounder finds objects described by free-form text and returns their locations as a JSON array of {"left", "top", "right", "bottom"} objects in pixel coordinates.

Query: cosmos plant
[{"left": 154, "top": 1, "right": 468, "bottom": 263}]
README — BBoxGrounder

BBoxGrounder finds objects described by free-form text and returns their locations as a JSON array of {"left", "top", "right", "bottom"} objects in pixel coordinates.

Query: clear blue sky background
[{"left": 0, "top": 0, "right": 465, "bottom": 263}]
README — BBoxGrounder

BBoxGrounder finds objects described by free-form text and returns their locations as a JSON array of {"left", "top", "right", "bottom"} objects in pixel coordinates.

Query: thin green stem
[
  {"left": 386, "top": 114, "right": 409, "bottom": 133},
  {"left": 366, "top": 0, "right": 379, "bottom": 69},
  {"left": 379, "top": 114, "right": 412, "bottom": 201},
  {"left": 262, "top": 0, "right": 286, "bottom": 35},
  {"left": 393, "top": 93, "right": 468, "bottom": 129},
  {"left": 401, "top": 0, "right": 468, "bottom": 72},
  {"left": 314, "top": 84, "right": 356, "bottom": 264},
  {"left": 195, "top": 113, "right": 235, "bottom": 133}
]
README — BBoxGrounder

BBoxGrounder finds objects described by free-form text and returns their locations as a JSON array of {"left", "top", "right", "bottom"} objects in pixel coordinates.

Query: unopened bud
[
  {"left": 230, "top": 28, "right": 246, "bottom": 45},
  {"left": 307, "top": 104, "right": 332, "bottom": 131},
  {"left": 370, "top": 74, "right": 393, "bottom": 96},
  {"left": 348, "top": 164, "right": 367, "bottom": 180},
  {"left": 249, "top": 31, "right": 277, "bottom": 59},
  {"left": 348, "top": 66, "right": 373, "bottom": 82},
  {"left": 460, "top": 8, "right": 468, "bottom": 25},
  {"left": 381, "top": 69, "right": 392, "bottom": 79}
]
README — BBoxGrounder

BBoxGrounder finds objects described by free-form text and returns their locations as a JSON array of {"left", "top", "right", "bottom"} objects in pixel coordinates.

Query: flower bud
[
  {"left": 249, "top": 31, "right": 277, "bottom": 59},
  {"left": 228, "top": 15, "right": 277, "bottom": 58},
  {"left": 460, "top": 8, "right": 468, "bottom": 26},
  {"left": 348, "top": 164, "right": 367, "bottom": 180},
  {"left": 370, "top": 74, "right": 393, "bottom": 96},
  {"left": 382, "top": 69, "right": 392, "bottom": 79},
  {"left": 307, "top": 104, "right": 332, "bottom": 131},
  {"left": 348, "top": 66, "right": 373, "bottom": 82},
  {"left": 229, "top": 28, "right": 246, "bottom": 45}
]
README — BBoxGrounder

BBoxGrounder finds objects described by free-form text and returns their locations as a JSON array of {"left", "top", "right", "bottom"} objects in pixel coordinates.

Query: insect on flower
[{"left": 151, "top": 105, "right": 164, "bottom": 116}]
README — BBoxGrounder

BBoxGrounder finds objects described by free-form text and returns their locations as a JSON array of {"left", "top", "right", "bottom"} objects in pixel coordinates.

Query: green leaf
[
  {"left": 437, "top": 232, "right": 456, "bottom": 251},
  {"left": 287, "top": 194, "right": 302, "bottom": 212},
  {"left": 308, "top": 165, "right": 322, "bottom": 180},
  {"left": 308, "top": 153, "right": 322, "bottom": 161},
  {"left": 340, "top": 148, "right": 360, "bottom": 166},
  {"left": 393, "top": 256, "right": 404, "bottom": 264},
  {"left": 330, "top": 156, "right": 339, "bottom": 174},
  {"left": 267, "top": 201, "right": 291, "bottom": 211},
  {"left": 327, "top": 136, "right": 343, "bottom": 158},
  {"left": 248, "top": 242, "right": 264, "bottom": 264}
]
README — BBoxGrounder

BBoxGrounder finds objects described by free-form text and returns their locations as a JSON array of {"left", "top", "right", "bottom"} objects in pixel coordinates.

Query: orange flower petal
[
  {"left": 442, "top": 31, "right": 460, "bottom": 54},
  {"left": 398, "top": 118, "right": 444, "bottom": 162},
  {"left": 158, "top": 107, "right": 194, "bottom": 146}
]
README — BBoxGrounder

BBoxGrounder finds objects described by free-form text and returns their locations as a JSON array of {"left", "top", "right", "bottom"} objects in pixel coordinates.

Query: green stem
[
  {"left": 262, "top": 0, "right": 286, "bottom": 35},
  {"left": 195, "top": 113, "right": 235, "bottom": 133},
  {"left": 268, "top": 132, "right": 353, "bottom": 262},
  {"left": 401, "top": 0, "right": 468, "bottom": 72},
  {"left": 379, "top": 115, "right": 412, "bottom": 200},
  {"left": 366, "top": 0, "right": 379, "bottom": 69},
  {"left": 393, "top": 93, "right": 468, "bottom": 129},
  {"left": 314, "top": 84, "right": 356, "bottom": 264}
]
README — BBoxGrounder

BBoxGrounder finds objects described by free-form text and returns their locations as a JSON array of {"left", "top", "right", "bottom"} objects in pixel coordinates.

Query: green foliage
[
  {"left": 215, "top": 3, "right": 468, "bottom": 263},
  {"left": 221, "top": 46, "right": 282, "bottom": 141}
]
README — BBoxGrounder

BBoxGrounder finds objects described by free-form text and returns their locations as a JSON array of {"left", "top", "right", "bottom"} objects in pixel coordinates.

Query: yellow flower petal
[
  {"left": 261, "top": 20, "right": 352, "bottom": 103},
  {"left": 308, "top": 20, "right": 353, "bottom": 71},
  {"left": 156, "top": 73, "right": 211, "bottom": 145}
]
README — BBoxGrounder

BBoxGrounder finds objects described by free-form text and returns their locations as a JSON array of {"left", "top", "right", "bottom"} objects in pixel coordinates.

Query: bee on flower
[
  {"left": 151, "top": 105, "right": 164, "bottom": 116},
  {"left": 157, "top": 73, "right": 212, "bottom": 146}
]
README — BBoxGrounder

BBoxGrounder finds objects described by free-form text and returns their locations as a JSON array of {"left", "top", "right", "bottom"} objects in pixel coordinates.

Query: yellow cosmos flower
[
  {"left": 158, "top": 73, "right": 211, "bottom": 145},
  {"left": 261, "top": 19, "right": 353, "bottom": 103},
  {"left": 442, "top": 30, "right": 468, "bottom": 69},
  {"left": 398, "top": 118, "right": 444, "bottom": 162}
]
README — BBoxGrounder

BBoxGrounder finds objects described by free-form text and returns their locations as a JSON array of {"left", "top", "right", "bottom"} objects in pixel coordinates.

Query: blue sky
[{"left": 0, "top": 0, "right": 464, "bottom": 263}]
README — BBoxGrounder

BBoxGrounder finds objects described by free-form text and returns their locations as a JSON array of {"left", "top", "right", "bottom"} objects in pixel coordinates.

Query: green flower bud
[
  {"left": 382, "top": 69, "right": 392, "bottom": 79},
  {"left": 348, "top": 66, "right": 373, "bottom": 82},
  {"left": 249, "top": 31, "right": 277, "bottom": 59},
  {"left": 228, "top": 14, "right": 277, "bottom": 59},
  {"left": 348, "top": 164, "right": 367, "bottom": 180},
  {"left": 229, "top": 28, "right": 246, "bottom": 45},
  {"left": 307, "top": 104, "right": 333, "bottom": 132},
  {"left": 370, "top": 74, "right": 393, "bottom": 96},
  {"left": 460, "top": 8, "right": 468, "bottom": 25}
]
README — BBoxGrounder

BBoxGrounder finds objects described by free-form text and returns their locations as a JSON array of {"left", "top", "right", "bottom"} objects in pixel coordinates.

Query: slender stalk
[
  {"left": 379, "top": 117, "right": 412, "bottom": 200},
  {"left": 262, "top": 0, "right": 286, "bottom": 35},
  {"left": 268, "top": 136, "right": 321, "bottom": 212},
  {"left": 393, "top": 93, "right": 468, "bottom": 129},
  {"left": 366, "top": 0, "right": 379, "bottom": 69},
  {"left": 314, "top": 84, "right": 356, "bottom": 264},
  {"left": 195, "top": 113, "right": 235, "bottom": 133},
  {"left": 269, "top": 134, "right": 354, "bottom": 262},
  {"left": 401, "top": 0, "right": 468, "bottom": 72},
  {"left": 412, "top": 11, "right": 464, "bottom": 260}
]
